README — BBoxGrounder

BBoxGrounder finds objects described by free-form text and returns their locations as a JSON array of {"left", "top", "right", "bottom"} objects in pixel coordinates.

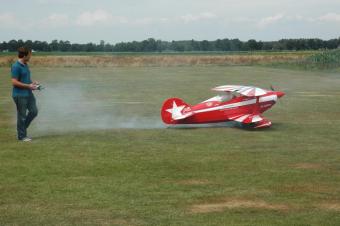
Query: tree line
[{"left": 1, "top": 38, "right": 340, "bottom": 52}]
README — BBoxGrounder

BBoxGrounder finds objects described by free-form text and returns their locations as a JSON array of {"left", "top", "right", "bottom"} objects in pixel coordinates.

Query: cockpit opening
[{"left": 203, "top": 92, "right": 239, "bottom": 103}]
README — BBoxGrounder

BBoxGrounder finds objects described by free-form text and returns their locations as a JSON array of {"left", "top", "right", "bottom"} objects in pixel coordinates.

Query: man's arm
[{"left": 11, "top": 78, "right": 37, "bottom": 90}]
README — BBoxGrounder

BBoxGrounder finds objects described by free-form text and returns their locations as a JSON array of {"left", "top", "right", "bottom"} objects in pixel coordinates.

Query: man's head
[{"left": 18, "top": 47, "right": 32, "bottom": 63}]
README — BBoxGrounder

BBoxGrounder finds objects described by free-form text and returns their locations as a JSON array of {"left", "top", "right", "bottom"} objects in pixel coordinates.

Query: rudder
[{"left": 161, "top": 98, "right": 191, "bottom": 124}]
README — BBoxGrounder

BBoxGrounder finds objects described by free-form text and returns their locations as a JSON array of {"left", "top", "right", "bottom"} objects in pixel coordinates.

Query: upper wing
[{"left": 212, "top": 85, "right": 268, "bottom": 97}]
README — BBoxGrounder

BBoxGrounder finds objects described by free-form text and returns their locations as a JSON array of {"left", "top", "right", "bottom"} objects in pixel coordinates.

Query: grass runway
[{"left": 1, "top": 65, "right": 340, "bottom": 225}]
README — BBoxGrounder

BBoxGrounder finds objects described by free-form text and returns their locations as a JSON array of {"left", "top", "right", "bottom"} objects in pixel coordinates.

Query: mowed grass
[{"left": 0, "top": 65, "right": 340, "bottom": 225}]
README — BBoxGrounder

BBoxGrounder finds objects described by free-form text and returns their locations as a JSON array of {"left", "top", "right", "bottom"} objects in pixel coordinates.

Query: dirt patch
[
  {"left": 276, "top": 184, "right": 332, "bottom": 194},
  {"left": 189, "top": 198, "right": 289, "bottom": 213},
  {"left": 177, "top": 179, "right": 212, "bottom": 185},
  {"left": 317, "top": 203, "right": 340, "bottom": 212},
  {"left": 293, "top": 163, "right": 322, "bottom": 170}
]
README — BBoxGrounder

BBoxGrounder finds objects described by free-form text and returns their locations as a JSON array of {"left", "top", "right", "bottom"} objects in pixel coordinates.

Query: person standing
[{"left": 11, "top": 47, "right": 39, "bottom": 142}]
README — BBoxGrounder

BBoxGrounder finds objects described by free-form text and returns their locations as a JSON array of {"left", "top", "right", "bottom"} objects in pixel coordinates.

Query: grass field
[{"left": 1, "top": 61, "right": 340, "bottom": 225}]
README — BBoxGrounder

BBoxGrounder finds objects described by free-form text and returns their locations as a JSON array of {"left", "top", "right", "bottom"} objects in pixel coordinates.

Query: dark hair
[{"left": 18, "top": 47, "right": 32, "bottom": 58}]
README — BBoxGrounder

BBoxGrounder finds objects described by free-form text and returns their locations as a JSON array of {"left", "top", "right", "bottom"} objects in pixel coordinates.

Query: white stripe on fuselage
[
  {"left": 194, "top": 99, "right": 257, "bottom": 114},
  {"left": 259, "top": 95, "right": 277, "bottom": 103},
  {"left": 194, "top": 95, "right": 277, "bottom": 114}
]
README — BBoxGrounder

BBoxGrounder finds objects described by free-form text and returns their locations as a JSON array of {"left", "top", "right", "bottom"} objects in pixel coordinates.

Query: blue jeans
[{"left": 13, "top": 95, "right": 38, "bottom": 140}]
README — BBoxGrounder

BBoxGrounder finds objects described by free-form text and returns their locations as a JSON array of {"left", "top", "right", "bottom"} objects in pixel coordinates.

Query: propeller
[{"left": 269, "top": 85, "right": 285, "bottom": 104}]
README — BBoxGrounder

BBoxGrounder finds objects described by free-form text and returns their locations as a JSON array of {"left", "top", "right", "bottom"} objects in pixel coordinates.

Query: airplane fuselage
[
  {"left": 161, "top": 85, "right": 285, "bottom": 128},
  {"left": 176, "top": 91, "right": 283, "bottom": 124}
]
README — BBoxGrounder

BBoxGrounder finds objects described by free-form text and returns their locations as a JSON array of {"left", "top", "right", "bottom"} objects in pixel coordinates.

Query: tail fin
[{"left": 161, "top": 98, "right": 192, "bottom": 124}]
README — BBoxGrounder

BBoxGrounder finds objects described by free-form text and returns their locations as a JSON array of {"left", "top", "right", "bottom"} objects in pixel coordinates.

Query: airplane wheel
[{"left": 240, "top": 123, "right": 257, "bottom": 129}]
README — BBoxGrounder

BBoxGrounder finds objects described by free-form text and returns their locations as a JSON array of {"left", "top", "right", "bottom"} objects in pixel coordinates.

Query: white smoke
[{"left": 31, "top": 83, "right": 164, "bottom": 135}]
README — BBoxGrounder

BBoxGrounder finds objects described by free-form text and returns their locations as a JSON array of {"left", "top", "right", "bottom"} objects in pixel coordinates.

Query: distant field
[
  {"left": 1, "top": 63, "right": 340, "bottom": 225},
  {"left": 0, "top": 50, "right": 318, "bottom": 56},
  {"left": 0, "top": 51, "right": 315, "bottom": 68}
]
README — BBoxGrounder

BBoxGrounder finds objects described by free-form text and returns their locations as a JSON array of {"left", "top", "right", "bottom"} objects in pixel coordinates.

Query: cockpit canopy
[
  {"left": 212, "top": 85, "right": 268, "bottom": 97},
  {"left": 202, "top": 92, "right": 240, "bottom": 103}
]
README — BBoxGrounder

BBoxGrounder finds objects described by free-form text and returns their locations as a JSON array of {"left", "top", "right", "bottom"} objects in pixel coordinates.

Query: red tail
[{"left": 161, "top": 98, "right": 191, "bottom": 124}]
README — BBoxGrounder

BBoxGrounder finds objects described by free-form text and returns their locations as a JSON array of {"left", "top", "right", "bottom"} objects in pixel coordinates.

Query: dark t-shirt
[{"left": 11, "top": 60, "right": 32, "bottom": 97}]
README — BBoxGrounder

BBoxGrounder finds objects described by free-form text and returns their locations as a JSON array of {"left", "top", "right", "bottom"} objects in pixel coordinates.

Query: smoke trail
[{"left": 31, "top": 83, "right": 164, "bottom": 135}]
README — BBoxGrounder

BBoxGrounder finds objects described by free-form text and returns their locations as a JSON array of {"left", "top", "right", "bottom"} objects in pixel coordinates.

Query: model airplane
[{"left": 161, "top": 85, "right": 284, "bottom": 128}]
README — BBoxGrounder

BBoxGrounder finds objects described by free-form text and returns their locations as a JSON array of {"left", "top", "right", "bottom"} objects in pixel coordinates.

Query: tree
[
  {"left": 104, "top": 43, "right": 113, "bottom": 52},
  {"left": 0, "top": 41, "right": 8, "bottom": 51},
  {"left": 218, "top": 39, "right": 231, "bottom": 51},
  {"left": 261, "top": 41, "right": 274, "bottom": 50},
  {"left": 246, "top": 39, "right": 259, "bottom": 51},
  {"left": 84, "top": 43, "right": 96, "bottom": 52},
  {"left": 190, "top": 39, "right": 200, "bottom": 51},
  {"left": 230, "top": 39, "right": 242, "bottom": 51},
  {"left": 58, "top": 40, "right": 71, "bottom": 51},
  {"left": 2, "top": 37, "right": 340, "bottom": 52},
  {"left": 171, "top": 41, "right": 185, "bottom": 51},
  {"left": 200, "top": 40, "right": 210, "bottom": 51},
  {"left": 325, "top": 39, "right": 338, "bottom": 49},
  {"left": 50, "top": 40, "right": 59, "bottom": 51},
  {"left": 24, "top": 40, "right": 32, "bottom": 49},
  {"left": 8, "top": 40, "right": 18, "bottom": 51},
  {"left": 98, "top": 40, "right": 105, "bottom": 51}
]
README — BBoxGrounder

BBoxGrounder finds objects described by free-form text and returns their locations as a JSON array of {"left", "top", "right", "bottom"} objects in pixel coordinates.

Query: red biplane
[{"left": 161, "top": 85, "right": 284, "bottom": 128}]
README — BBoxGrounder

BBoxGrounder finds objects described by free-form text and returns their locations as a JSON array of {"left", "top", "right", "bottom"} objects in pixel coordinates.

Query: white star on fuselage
[{"left": 166, "top": 101, "right": 185, "bottom": 119}]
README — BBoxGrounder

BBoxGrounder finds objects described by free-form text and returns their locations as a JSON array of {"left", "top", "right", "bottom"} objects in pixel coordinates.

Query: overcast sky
[{"left": 1, "top": 0, "right": 340, "bottom": 43}]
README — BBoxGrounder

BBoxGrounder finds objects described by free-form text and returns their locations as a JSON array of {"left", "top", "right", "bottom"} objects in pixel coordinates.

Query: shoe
[{"left": 20, "top": 137, "right": 32, "bottom": 142}]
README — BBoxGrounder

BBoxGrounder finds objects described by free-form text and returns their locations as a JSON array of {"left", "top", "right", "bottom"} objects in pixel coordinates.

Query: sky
[{"left": 1, "top": 0, "right": 340, "bottom": 44}]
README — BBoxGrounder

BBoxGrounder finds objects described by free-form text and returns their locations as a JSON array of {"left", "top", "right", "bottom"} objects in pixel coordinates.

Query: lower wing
[{"left": 229, "top": 114, "right": 272, "bottom": 128}]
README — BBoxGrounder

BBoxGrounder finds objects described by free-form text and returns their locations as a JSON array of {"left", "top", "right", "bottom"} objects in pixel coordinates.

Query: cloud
[
  {"left": 257, "top": 13, "right": 284, "bottom": 28},
  {"left": 0, "top": 12, "right": 18, "bottom": 28},
  {"left": 76, "top": 9, "right": 114, "bottom": 26},
  {"left": 317, "top": 13, "right": 340, "bottom": 23},
  {"left": 160, "top": 18, "right": 170, "bottom": 23},
  {"left": 134, "top": 17, "right": 155, "bottom": 25},
  {"left": 75, "top": 9, "right": 129, "bottom": 27},
  {"left": 129, "top": 12, "right": 218, "bottom": 26},
  {"left": 35, "top": 0, "right": 80, "bottom": 5},
  {"left": 41, "top": 13, "right": 70, "bottom": 27},
  {"left": 179, "top": 12, "right": 217, "bottom": 23}
]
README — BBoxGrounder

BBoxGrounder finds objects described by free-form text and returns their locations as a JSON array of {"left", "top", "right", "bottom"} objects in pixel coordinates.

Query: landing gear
[{"left": 238, "top": 120, "right": 272, "bottom": 129}]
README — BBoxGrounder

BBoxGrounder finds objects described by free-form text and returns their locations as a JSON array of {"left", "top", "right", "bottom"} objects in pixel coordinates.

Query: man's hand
[
  {"left": 12, "top": 78, "right": 40, "bottom": 90},
  {"left": 29, "top": 83, "right": 38, "bottom": 90}
]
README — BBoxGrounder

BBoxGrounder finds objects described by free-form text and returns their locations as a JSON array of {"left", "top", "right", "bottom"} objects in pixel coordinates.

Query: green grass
[
  {"left": 304, "top": 49, "right": 340, "bottom": 69},
  {"left": 267, "top": 49, "right": 340, "bottom": 71},
  {"left": 1, "top": 65, "right": 340, "bottom": 225}
]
